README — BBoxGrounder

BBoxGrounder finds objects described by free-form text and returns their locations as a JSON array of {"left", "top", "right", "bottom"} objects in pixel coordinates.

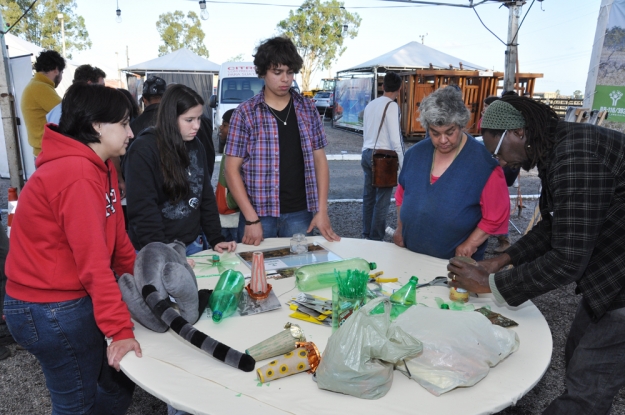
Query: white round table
[{"left": 120, "top": 237, "right": 552, "bottom": 415}]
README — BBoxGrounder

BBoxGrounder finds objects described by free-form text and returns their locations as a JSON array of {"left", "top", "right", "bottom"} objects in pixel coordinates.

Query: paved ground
[{"left": 0, "top": 122, "right": 624, "bottom": 414}]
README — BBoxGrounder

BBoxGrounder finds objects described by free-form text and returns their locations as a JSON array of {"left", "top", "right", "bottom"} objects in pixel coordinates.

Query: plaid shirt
[
  {"left": 496, "top": 121, "right": 625, "bottom": 319},
  {"left": 225, "top": 88, "right": 327, "bottom": 217}
]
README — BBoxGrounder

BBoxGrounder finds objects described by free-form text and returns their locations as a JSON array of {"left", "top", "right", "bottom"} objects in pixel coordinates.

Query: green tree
[
  {"left": 0, "top": 0, "right": 91, "bottom": 59},
  {"left": 277, "top": 0, "right": 360, "bottom": 91},
  {"left": 573, "top": 90, "right": 582, "bottom": 99},
  {"left": 156, "top": 10, "right": 209, "bottom": 58}
]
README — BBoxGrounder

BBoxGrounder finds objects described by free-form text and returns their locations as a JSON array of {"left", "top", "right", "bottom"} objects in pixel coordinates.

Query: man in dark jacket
[
  {"left": 449, "top": 95, "right": 625, "bottom": 414},
  {"left": 130, "top": 75, "right": 167, "bottom": 139}
]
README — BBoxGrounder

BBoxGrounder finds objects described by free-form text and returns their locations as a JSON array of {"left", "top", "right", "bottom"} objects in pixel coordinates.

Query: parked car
[{"left": 312, "top": 91, "right": 334, "bottom": 118}]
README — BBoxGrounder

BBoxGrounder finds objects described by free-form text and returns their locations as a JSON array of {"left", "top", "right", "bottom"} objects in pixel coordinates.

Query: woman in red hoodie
[{"left": 3, "top": 83, "right": 142, "bottom": 415}]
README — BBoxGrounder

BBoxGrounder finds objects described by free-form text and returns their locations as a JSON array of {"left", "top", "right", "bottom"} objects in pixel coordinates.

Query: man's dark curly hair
[
  {"left": 253, "top": 36, "right": 303, "bottom": 77},
  {"left": 34, "top": 50, "right": 65, "bottom": 73},
  {"left": 73, "top": 65, "right": 106, "bottom": 83}
]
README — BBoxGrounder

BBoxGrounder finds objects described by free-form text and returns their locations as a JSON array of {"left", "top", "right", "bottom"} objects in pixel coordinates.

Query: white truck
[{"left": 209, "top": 62, "right": 300, "bottom": 152}]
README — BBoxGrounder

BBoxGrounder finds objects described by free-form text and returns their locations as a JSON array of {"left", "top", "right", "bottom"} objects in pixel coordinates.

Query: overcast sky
[{"left": 72, "top": 0, "right": 599, "bottom": 95}]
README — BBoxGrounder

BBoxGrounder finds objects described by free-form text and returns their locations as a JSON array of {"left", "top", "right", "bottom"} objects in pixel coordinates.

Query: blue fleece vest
[{"left": 398, "top": 134, "right": 498, "bottom": 260}]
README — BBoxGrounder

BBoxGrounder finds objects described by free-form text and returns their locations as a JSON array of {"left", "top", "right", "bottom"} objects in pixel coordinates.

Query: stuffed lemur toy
[{"left": 118, "top": 241, "right": 255, "bottom": 372}]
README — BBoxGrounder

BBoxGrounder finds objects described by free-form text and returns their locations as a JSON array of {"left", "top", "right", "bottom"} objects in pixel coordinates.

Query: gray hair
[{"left": 418, "top": 86, "right": 470, "bottom": 131}]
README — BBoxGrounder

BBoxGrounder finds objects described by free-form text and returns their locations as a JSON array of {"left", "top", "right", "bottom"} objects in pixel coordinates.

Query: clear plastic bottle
[
  {"left": 209, "top": 269, "right": 245, "bottom": 323},
  {"left": 295, "top": 258, "right": 377, "bottom": 292}
]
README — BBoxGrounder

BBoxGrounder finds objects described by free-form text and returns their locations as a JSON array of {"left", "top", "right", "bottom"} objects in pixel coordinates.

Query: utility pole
[
  {"left": 0, "top": 16, "right": 25, "bottom": 191},
  {"left": 503, "top": 1, "right": 525, "bottom": 93},
  {"left": 57, "top": 14, "right": 66, "bottom": 59}
]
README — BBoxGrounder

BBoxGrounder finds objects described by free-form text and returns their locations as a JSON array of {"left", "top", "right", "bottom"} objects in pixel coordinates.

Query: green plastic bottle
[
  {"left": 389, "top": 276, "right": 419, "bottom": 319},
  {"left": 295, "top": 258, "right": 377, "bottom": 292},
  {"left": 209, "top": 269, "right": 245, "bottom": 323}
]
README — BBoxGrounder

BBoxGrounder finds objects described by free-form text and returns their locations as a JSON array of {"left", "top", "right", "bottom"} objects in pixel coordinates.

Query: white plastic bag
[
  {"left": 393, "top": 306, "right": 519, "bottom": 396},
  {"left": 316, "top": 297, "right": 423, "bottom": 399}
]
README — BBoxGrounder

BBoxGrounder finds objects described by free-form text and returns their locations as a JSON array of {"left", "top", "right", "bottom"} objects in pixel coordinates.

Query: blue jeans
[
  {"left": 4, "top": 294, "right": 134, "bottom": 415},
  {"left": 543, "top": 298, "right": 625, "bottom": 415},
  {"left": 237, "top": 209, "right": 313, "bottom": 242},
  {"left": 221, "top": 227, "right": 238, "bottom": 243},
  {"left": 361, "top": 149, "right": 393, "bottom": 241},
  {"left": 186, "top": 233, "right": 209, "bottom": 256}
]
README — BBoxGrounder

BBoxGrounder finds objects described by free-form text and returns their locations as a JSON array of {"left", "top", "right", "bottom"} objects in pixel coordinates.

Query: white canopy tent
[
  {"left": 121, "top": 49, "right": 221, "bottom": 120},
  {"left": 341, "top": 41, "right": 486, "bottom": 73},
  {"left": 122, "top": 48, "right": 220, "bottom": 74}
]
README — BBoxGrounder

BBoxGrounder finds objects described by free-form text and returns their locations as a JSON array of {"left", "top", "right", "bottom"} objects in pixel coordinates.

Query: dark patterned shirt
[{"left": 496, "top": 121, "right": 625, "bottom": 319}]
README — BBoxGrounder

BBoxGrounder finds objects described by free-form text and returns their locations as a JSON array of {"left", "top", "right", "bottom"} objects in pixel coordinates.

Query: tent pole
[{"left": 0, "top": 16, "right": 24, "bottom": 191}]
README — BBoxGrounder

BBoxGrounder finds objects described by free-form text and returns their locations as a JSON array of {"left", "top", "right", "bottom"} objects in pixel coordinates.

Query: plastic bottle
[
  {"left": 295, "top": 258, "right": 377, "bottom": 292},
  {"left": 389, "top": 276, "right": 418, "bottom": 319},
  {"left": 209, "top": 269, "right": 245, "bottom": 323}
]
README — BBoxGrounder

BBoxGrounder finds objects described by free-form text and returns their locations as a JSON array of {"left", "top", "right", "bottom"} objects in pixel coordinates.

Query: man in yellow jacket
[{"left": 20, "top": 50, "right": 65, "bottom": 158}]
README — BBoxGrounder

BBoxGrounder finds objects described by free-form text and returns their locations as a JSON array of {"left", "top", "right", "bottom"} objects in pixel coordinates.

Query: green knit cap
[{"left": 481, "top": 100, "right": 526, "bottom": 130}]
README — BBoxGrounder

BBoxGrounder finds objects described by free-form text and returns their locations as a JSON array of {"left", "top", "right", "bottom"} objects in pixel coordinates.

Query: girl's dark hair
[
  {"left": 483, "top": 95, "right": 559, "bottom": 169},
  {"left": 253, "top": 36, "right": 303, "bottom": 77},
  {"left": 117, "top": 88, "right": 141, "bottom": 121},
  {"left": 155, "top": 84, "right": 204, "bottom": 203},
  {"left": 58, "top": 83, "right": 131, "bottom": 145}
]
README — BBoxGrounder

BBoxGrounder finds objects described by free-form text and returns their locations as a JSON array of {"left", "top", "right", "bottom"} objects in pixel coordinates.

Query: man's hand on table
[
  {"left": 447, "top": 257, "right": 492, "bottom": 294},
  {"left": 107, "top": 338, "right": 142, "bottom": 371},
  {"left": 242, "top": 223, "right": 264, "bottom": 245},
  {"left": 308, "top": 211, "right": 341, "bottom": 242},
  {"left": 479, "top": 253, "right": 512, "bottom": 274}
]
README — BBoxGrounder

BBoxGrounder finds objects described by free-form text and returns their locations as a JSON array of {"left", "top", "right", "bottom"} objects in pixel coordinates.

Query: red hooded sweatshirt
[{"left": 6, "top": 125, "right": 136, "bottom": 341}]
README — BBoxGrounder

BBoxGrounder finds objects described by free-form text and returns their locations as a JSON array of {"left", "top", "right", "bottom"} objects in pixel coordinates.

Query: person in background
[
  {"left": 361, "top": 71, "right": 404, "bottom": 241},
  {"left": 480, "top": 95, "right": 516, "bottom": 254},
  {"left": 216, "top": 109, "right": 239, "bottom": 242},
  {"left": 130, "top": 75, "right": 167, "bottom": 140},
  {"left": 124, "top": 84, "right": 235, "bottom": 256},
  {"left": 4, "top": 83, "right": 141, "bottom": 414},
  {"left": 393, "top": 86, "right": 509, "bottom": 261},
  {"left": 21, "top": 50, "right": 65, "bottom": 158},
  {"left": 0, "top": 227, "right": 10, "bottom": 361},
  {"left": 117, "top": 88, "right": 141, "bottom": 123},
  {"left": 449, "top": 95, "right": 625, "bottom": 414},
  {"left": 47, "top": 64, "right": 106, "bottom": 124},
  {"left": 225, "top": 36, "right": 340, "bottom": 245}
]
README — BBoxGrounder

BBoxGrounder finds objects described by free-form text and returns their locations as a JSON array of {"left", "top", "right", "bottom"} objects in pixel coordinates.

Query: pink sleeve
[
  {"left": 395, "top": 184, "right": 404, "bottom": 206},
  {"left": 477, "top": 166, "right": 510, "bottom": 235}
]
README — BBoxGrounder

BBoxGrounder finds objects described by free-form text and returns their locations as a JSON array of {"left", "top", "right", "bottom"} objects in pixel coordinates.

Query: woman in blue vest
[{"left": 393, "top": 86, "right": 509, "bottom": 261}]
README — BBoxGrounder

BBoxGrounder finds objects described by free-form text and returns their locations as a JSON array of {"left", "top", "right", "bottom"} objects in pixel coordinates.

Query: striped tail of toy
[{"left": 142, "top": 285, "right": 255, "bottom": 372}]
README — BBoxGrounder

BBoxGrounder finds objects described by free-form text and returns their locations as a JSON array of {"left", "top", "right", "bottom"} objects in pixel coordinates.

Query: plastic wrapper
[
  {"left": 316, "top": 297, "right": 423, "bottom": 399},
  {"left": 392, "top": 306, "right": 519, "bottom": 396}
]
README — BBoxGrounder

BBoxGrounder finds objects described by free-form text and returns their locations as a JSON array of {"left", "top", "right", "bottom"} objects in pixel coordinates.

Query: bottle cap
[
  {"left": 369, "top": 262, "right": 377, "bottom": 270},
  {"left": 440, "top": 303, "right": 450, "bottom": 309},
  {"left": 212, "top": 310, "right": 223, "bottom": 323}
]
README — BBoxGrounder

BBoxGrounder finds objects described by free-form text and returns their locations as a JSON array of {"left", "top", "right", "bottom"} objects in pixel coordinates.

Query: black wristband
[{"left": 245, "top": 218, "right": 261, "bottom": 225}]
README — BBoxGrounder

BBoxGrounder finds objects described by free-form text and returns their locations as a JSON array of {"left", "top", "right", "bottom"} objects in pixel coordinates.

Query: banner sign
[
  {"left": 593, "top": 0, "right": 625, "bottom": 122},
  {"left": 333, "top": 76, "right": 373, "bottom": 132}
]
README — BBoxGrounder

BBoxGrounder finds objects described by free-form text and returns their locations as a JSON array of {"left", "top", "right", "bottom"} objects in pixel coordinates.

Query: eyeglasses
[{"left": 492, "top": 130, "right": 507, "bottom": 160}]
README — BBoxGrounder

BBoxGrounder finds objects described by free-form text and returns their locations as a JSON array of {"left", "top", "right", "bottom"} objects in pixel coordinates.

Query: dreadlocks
[{"left": 499, "top": 94, "right": 559, "bottom": 169}]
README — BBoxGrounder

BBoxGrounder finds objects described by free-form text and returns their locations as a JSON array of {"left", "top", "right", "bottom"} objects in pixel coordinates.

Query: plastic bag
[
  {"left": 315, "top": 297, "right": 423, "bottom": 399},
  {"left": 392, "top": 306, "right": 519, "bottom": 396}
]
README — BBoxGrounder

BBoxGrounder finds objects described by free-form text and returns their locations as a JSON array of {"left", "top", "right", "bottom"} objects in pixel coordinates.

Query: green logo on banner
[{"left": 593, "top": 85, "right": 625, "bottom": 122}]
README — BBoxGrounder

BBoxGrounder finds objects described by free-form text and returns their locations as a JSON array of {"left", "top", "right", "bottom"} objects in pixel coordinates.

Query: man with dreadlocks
[{"left": 448, "top": 94, "right": 625, "bottom": 414}]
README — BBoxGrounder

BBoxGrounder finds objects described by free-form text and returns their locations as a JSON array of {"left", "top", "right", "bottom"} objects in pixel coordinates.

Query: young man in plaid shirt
[
  {"left": 450, "top": 95, "right": 625, "bottom": 414},
  {"left": 225, "top": 37, "right": 340, "bottom": 245}
]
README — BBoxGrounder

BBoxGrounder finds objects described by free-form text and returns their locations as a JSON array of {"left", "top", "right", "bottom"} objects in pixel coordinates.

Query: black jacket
[{"left": 124, "top": 130, "right": 225, "bottom": 250}]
